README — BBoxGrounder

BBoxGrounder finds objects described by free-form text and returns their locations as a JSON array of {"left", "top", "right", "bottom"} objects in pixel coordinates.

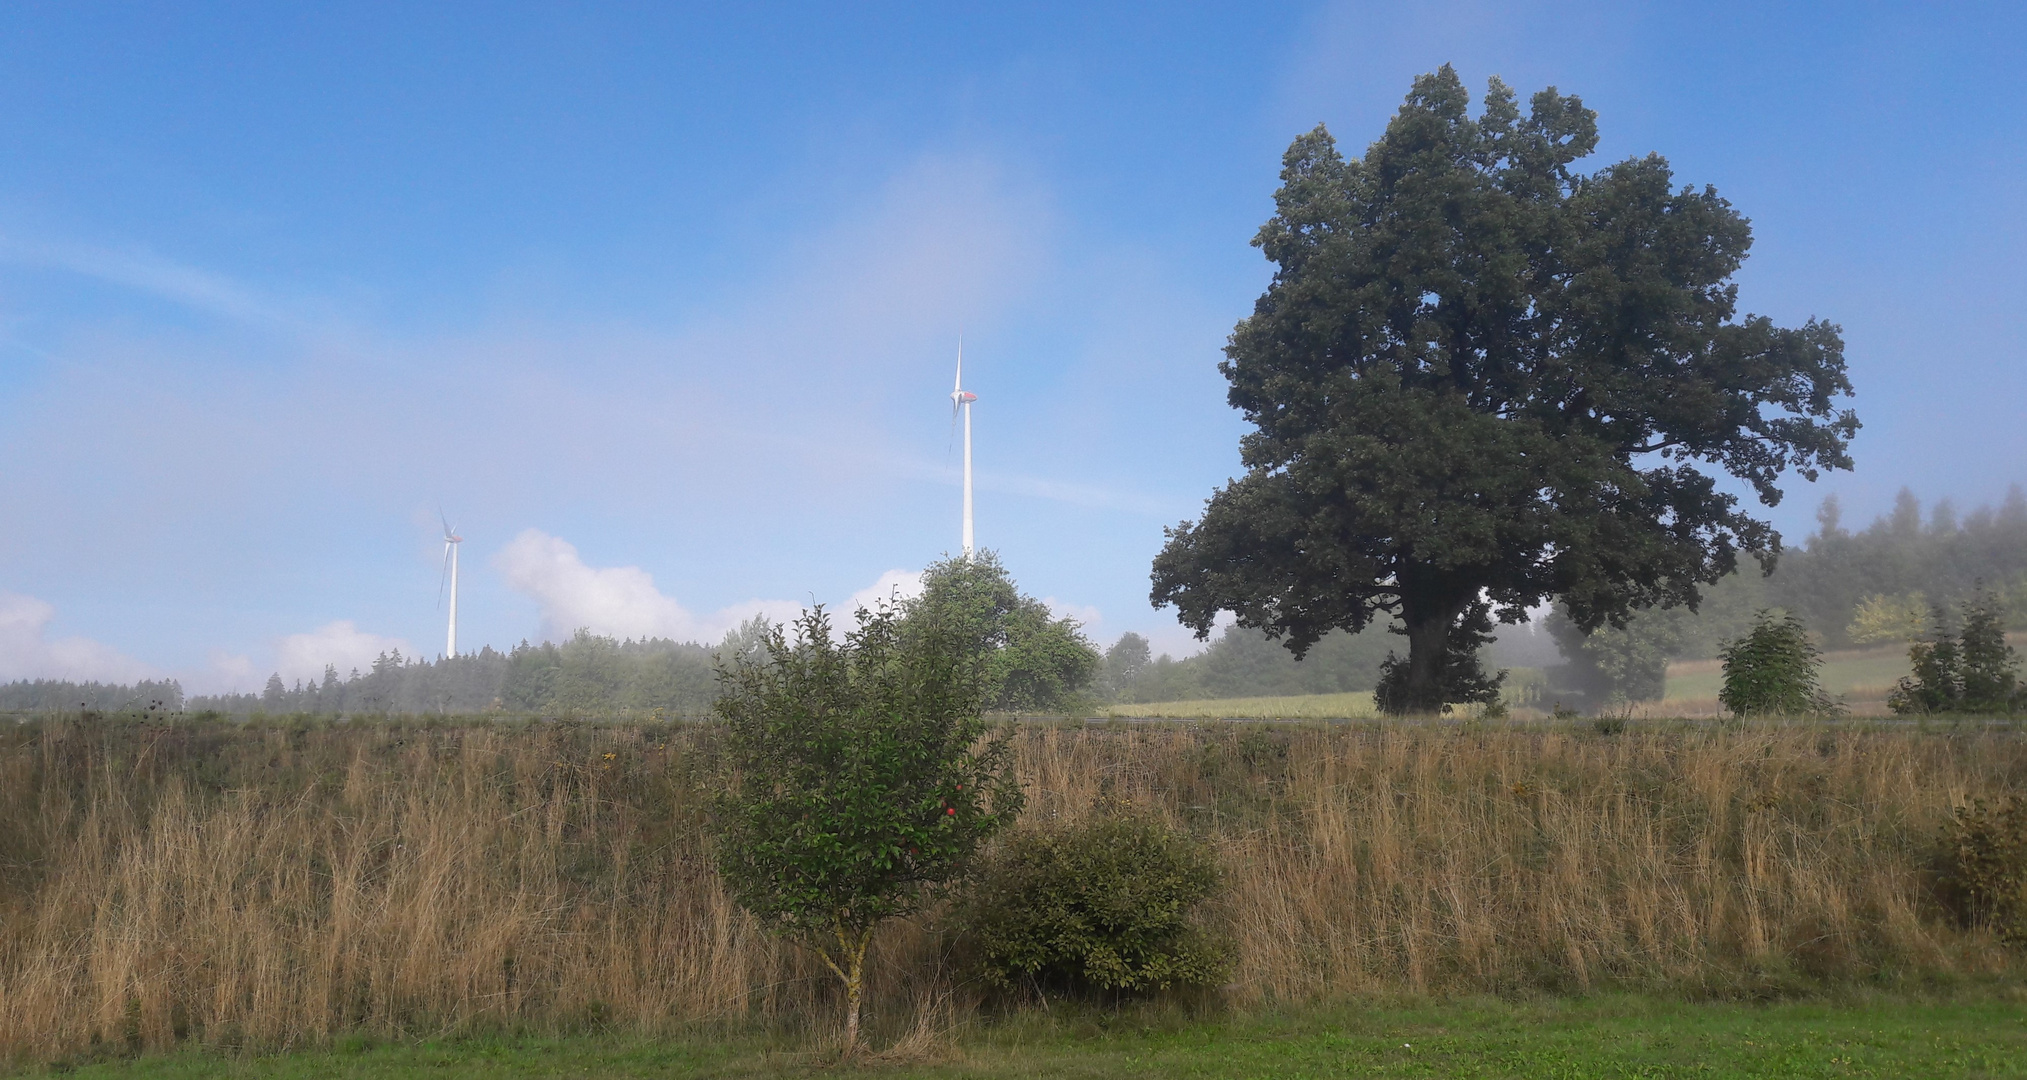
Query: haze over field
[{"left": 1, "top": 3, "right": 2022, "bottom": 692}]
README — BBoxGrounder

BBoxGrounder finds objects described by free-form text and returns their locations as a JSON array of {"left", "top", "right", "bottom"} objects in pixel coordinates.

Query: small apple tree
[{"left": 712, "top": 602, "right": 1022, "bottom": 1055}]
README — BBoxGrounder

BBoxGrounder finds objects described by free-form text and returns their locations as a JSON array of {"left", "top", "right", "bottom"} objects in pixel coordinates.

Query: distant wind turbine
[
  {"left": 951, "top": 341, "right": 978, "bottom": 558},
  {"left": 439, "top": 515, "right": 463, "bottom": 657}
]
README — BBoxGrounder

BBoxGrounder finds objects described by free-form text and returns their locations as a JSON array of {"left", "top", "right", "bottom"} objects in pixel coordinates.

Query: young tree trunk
[
  {"left": 843, "top": 953, "right": 863, "bottom": 1057},
  {"left": 831, "top": 922, "right": 874, "bottom": 1058}
]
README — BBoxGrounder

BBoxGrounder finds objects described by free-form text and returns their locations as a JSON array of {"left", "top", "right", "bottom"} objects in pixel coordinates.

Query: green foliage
[
  {"left": 1890, "top": 603, "right": 1962, "bottom": 714},
  {"left": 1098, "top": 633, "right": 1153, "bottom": 701},
  {"left": 502, "top": 632, "right": 717, "bottom": 716},
  {"left": 1846, "top": 591, "right": 1929, "bottom": 645},
  {"left": 1103, "top": 622, "right": 1404, "bottom": 706},
  {"left": 1937, "top": 797, "right": 2027, "bottom": 946},
  {"left": 907, "top": 552, "right": 1100, "bottom": 713},
  {"left": 961, "top": 812, "right": 1229, "bottom": 997},
  {"left": 1959, "top": 588, "right": 2021, "bottom": 712},
  {"left": 712, "top": 603, "right": 1022, "bottom": 1051},
  {"left": 1152, "top": 66, "right": 1856, "bottom": 715},
  {"left": 1890, "top": 587, "right": 2022, "bottom": 714},
  {"left": 1544, "top": 603, "right": 1684, "bottom": 709},
  {"left": 1718, "top": 611, "right": 1831, "bottom": 716},
  {"left": 1774, "top": 487, "right": 2027, "bottom": 650}
]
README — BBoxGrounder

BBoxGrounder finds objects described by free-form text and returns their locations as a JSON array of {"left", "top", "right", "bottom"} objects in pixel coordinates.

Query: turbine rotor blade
[{"left": 438, "top": 542, "right": 452, "bottom": 609}]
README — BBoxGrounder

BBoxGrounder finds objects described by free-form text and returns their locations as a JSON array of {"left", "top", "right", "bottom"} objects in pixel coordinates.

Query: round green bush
[
  {"left": 1719, "top": 610, "right": 1833, "bottom": 716},
  {"left": 959, "top": 813, "right": 1230, "bottom": 996}
]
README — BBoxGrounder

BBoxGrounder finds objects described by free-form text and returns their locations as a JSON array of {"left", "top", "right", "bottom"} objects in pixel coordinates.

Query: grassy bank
[
  {"left": 32, "top": 995, "right": 2027, "bottom": 1078},
  {"left": 1, "top": 717, "right": 2023, "bottom": 1065}
]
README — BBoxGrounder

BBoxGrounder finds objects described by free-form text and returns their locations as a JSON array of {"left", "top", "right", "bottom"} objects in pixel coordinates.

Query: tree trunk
[
  {"left": 1395, "top": 566, "right": 1470, "bottom": 714},
  {"left": 833, "top": 923, "right": 873, "bottom": 1058},
  {"left": 843, "top": 958, "right": 862, "bottom": 1057},
  {"left": 1398, "top": 607, "right": 1457, "bottom": 714}
]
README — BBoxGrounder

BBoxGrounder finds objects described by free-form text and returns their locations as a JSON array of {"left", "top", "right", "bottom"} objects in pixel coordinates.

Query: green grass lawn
[{"left": 30, "top": 995, "right": 2027, "bottom": 1079}]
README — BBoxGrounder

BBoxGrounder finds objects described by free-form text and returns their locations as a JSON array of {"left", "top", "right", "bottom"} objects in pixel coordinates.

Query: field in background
[
  {"left": 1105, "top": 638, "right": 1990, "bottom": 721},
  {"left": 1655, "top": 644, "right": 1911, "bottom": 718},
  {"left": 2, "top": 717, "right": 2023, "bottom": 1065},
  {"left": 1101, "top": 691, "right": 1383, "bottom": 719}
]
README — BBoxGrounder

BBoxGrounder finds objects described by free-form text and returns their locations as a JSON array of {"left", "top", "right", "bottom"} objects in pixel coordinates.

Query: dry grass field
[{"left": 1, "top": 716, "right": 2023, "bottom": 1065}]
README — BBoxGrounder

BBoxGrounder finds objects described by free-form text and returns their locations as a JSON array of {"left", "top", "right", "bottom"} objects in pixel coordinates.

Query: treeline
[
  {"left": 10, "top": 491, "right": 2018, "bottom": 717},
  {"left": 0, "top": 679, "right": 186, "bottom": 714},
  {"left": 5, "top": 554, "right": 1103, "bottom": 719},
  {"left": 0, "top": 635, "right": 732, "bottom": 720},
  {"left": 182, "top": 632, "right": 729, "bottom": 718},
  {"left": 1098, "top": 625, "right": 1395, "bottom": 704},
  {"left": 1548, "top": 487, "right": 2027, "bottom": 706}
]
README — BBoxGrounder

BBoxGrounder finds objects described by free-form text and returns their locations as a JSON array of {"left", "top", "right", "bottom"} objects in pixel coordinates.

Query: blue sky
[{"left": 1, "top": 1, "right": 2022, "bottom": 691}]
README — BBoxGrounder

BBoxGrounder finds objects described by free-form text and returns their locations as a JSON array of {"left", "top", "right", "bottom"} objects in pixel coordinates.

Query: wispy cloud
[
  {"left": 0, "top": 237, "right": 293, "bottom": 327},
  {"left": 884, "top": 454, "right": 1178, "bottom": 516}
]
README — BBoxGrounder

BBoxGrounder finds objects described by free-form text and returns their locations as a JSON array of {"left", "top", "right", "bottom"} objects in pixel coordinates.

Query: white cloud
[
  {"left": 0, "top": 592, "right": 157, "bottom": 683},
  {"left": 205, "top": 650, "right": 259, "bottom": 692},
  {"left": 1042, "top": 597, "right": 1103, "bottom": 629},
  {"left": 850, "top": 568, "right": 924, "bottom": 613},
  {"left": 492, "top": 529, "right": 797, "bottom": 644},
  {"left": 495, "top": 529, "right": 922, "bottom": 645},
  {"left": 272, "top": 621, "right": 414, "bottom": 685}
]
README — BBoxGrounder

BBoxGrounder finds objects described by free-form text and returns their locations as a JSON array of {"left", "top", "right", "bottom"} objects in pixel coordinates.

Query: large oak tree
[{"left": 1152, "top": 67, "right": 1857, "bottom": 714}]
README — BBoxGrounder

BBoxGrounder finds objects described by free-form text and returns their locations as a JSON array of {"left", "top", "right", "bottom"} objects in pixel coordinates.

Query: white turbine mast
[
  {"left": 951, "top": 340, "right": 977, "bottom": 558},
  {"left": 439, "top": 514, "right": 463, "bottom": 657}
]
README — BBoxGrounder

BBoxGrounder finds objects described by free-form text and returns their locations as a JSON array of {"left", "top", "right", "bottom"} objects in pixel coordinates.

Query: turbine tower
[
  {"left": 951, "top": 342, "right": 978, "bottom": 558},
  {"left": 439, "top": 516, "right": 463, "bottom": 657}
]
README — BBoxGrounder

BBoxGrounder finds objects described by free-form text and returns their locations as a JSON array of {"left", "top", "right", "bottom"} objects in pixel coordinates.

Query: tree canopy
[
  {"left": 1152, "top": 66, "right": 1857, "bottom": 713},
  {"left": 907, "top": 551, "right": 1100, "bottom": 713}
]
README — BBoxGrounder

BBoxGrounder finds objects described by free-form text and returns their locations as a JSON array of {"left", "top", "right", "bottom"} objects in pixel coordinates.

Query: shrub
[
  {"left": 713, "top": 604, "right": 1022, "bottom": 1055},
  {"left": 1890, "top": 587, "right": 2021, "bottom": 715},
  {"left": 1958, "top": 589, "right": 2021, "bottom": 712},
  {"left": 1890, "top": 603, "right": 1963, "bottom": 715},
  {"left": 1719, "top": 610, "right": 1832, "bottom": 716},
  {"left": 1936, "top": 796, "right": 2027, "bottom": 946},
  {"left": 960, "top": 812, "right": 1230, "bottom": 997}
]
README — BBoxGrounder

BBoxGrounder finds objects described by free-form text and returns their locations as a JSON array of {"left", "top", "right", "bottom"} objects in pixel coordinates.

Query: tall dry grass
[{"left": 1, "top": 717, "right": 2022, "bottom": 1062}]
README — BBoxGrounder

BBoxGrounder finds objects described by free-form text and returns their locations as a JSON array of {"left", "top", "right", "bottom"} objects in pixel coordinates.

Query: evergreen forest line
[{"left": 7, "top": 488, "right": 2024, "bottom": 718}]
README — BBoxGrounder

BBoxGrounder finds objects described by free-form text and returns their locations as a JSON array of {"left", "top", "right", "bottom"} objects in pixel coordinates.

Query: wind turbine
[
  {"left": 951, "top": 341, "right": 978, "bottom": 558},
  {"left": 439, "top": 515, "right": 463, "bottom": 657}
]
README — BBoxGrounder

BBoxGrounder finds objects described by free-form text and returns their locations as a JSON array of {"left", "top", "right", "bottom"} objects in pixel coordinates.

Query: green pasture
[
  {"left": 1101, "top": 689, "right": 1383, "bottom": 719},
  {"left": 1660, "top": 645, "right": 1912, "bottom": 711},
  {"left": 1099, "top": 640, "right": 1948, "bottom": 720},
  {"left": 33, "top": 995, "right": 2027, "bottom": 1079}
]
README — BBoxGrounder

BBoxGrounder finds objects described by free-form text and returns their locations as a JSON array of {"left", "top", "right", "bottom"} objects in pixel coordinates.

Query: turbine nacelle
[{"left": 951, "top": 390, "right": 976, "bottom": 406}]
